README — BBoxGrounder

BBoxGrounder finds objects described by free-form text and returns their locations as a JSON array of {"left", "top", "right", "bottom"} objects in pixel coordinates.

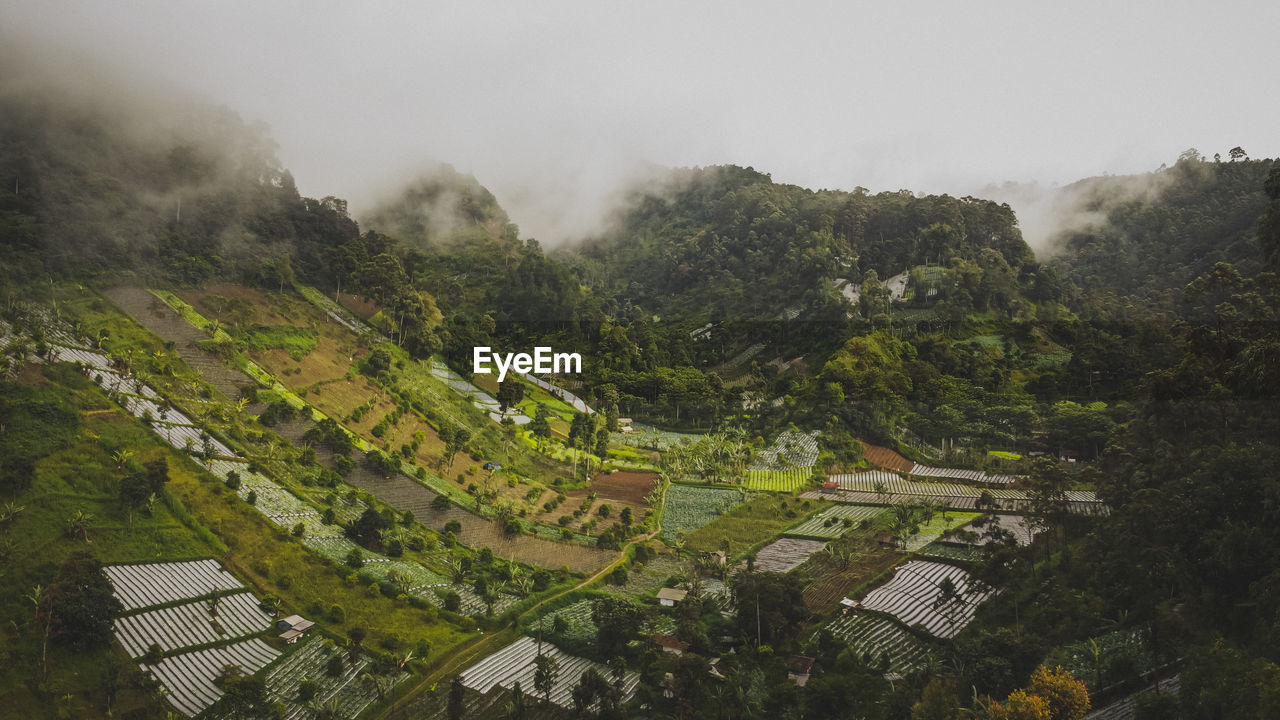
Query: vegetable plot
[
  {"left": 753, "top": 538, "right": 829, "bottom": 573},
  {"left": 823, "top": 612, "right": 935, "bottom": 675},
  {"left": 662, "top": 485, "right": 745, "bottom": 541},
  {"left": 786, "top": 505, "right": 885, "bottom": 539},
  {"left": 856, "top": 560, "right": 992, "bottom": 639},
  {"left": 460, "top": 636, "right": 640, "bottom": 709}
]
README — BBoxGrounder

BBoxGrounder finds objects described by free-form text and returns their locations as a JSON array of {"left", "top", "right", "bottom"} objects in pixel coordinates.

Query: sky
[{"left": 5, "top": 1, "right": 1279, "bottom": 244}]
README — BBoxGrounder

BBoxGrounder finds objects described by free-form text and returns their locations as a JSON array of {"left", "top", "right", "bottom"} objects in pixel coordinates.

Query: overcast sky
[{"left": 6, "top": 1, "right": 1279, "bottom": 243}]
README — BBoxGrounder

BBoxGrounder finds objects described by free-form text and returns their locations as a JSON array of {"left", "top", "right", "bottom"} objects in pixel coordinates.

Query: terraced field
[
  {"left": 251, "top": 635, "right": 404, "bottom": 720},
  {"left": 813, "top": 473, "right": 1106, "bottom": 515},
  {"left": 115, "top": 592, "right": 272, "bottom": 657},
  {"left": 823, "top": 612, "right": 936, "bottom": 675},
  {"left": 856, "top": 560, "right": 993, "bottom": 639},
  {"left": 753, "top": 538, "right": 829, "bottom": 573},
  {"left": 460, "top": 636, "right": 640, "bottom": 709},
  {"left": 104, "top": 286, "right": 255, "bottom": 399}
]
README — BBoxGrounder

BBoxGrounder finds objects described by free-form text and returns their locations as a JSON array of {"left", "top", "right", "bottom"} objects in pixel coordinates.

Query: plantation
[
  {"left": 115, "top": 592, "right": 272, "bottom": 657},
  {"left": 104, "top": 560, "right": 246, "bottom": 612},
  {"left": 822, "top": 611, "right": 936, "bottom": 675},
  {"left": 251, "top": 635, "right": 405, "bottom": 720},
  {"left": 821, "top": 473, "right": 1106, "bottom": 514},
  {"left": 661, "top": 484, "right": 745, "bottom": 541}
]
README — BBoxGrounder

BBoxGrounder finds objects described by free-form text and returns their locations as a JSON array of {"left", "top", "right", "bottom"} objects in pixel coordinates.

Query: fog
[{"left": 4, "top": 1, "right": 1279, "bottom": 249}]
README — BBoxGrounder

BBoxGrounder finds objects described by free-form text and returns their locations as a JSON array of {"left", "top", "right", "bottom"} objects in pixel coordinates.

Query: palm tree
[
  {"left": 0, "top": 500, "right": 25, "bottom": 530},
  {"left": 112, "top": 449, "right": 136, "bottom": 470},
  {"left": 66, "top": 509, "right": 94, "bottom": 542}
]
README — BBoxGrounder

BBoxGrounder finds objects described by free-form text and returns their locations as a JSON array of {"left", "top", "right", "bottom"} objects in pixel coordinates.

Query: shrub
[
  {"left": 291, "top": 523, "right": 305, "bottom": 537},
  {"left": 346, "top": 548, "right": 365, "bottom": 568},
  {"left": 328, "top": 604, "right": 346, "bottom": 623},
  {"left": 443, "top": 591, "right": 461, "bottom": 612},
  {"left": 297, "top": 679, "right": 317, "bottom": 701},
  {"left": 246, "top": 490, "right": 257, "bottom": 505},
  {"left": 326, "top": 654, "right": 345, "bottom": 677}
]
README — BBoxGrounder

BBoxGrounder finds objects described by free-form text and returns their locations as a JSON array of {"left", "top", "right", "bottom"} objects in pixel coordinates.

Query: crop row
[
  {"left": 744, "top": 468, "right": 814, "bottom": 493},
  {"left": 856, "top": 560, "right": 992, "bottom": 639},
  {"left": 747, "top": 429, "right": 821, "bottom": 471},
  {"left": 114, "top": 591, "right": 272, "bottom": 657},
  {"left": 105, "top": 559, "right": 246, "bottom": 612},
  {"left": 786, "top": 504, "right": 885, "bottom": 539},
  {"left": 823, "top": 611, "right": 935, "bottom": 675},
  {"left": 753, "top": 538, "right": 828, "bottom": 573},
  {"left": 460, "top": 635, "right": 639, "bottom": 709},
  {"left": 662, "top": 485, "right": 745, "bottom": 541},
  {"left": 147, "top": 639, "right": 280, "bottom": 717},
  {"left": 908, "top": 463, "right": 1019, "bottom": 484}
]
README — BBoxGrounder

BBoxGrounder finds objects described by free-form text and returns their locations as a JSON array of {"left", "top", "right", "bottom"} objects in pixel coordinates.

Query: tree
[
  {"left": 37, "top": 552, "right": 122, "bottom": 651},
  {"left": 530, "top": 405, "right": 552, "bottom": 451},
  {"left": 1026, "top": 665, "right": 1090, "bottom": 720},
  {"left": 911, "top": 677, "right": 966, "bottom": 720},
  {"left": 448, "top": 676, "right": 467, "bottom": 720},
  {"left": 346, "top": 507, "right": 390, "bottom": 549},
  {"left": 217, "top": 672, "right": 273, "bottom": 720},
  {"left": 1229, "top": 146, "right": 1247, "bottom": 161},
  {"left": 989, "top": 689, "right": 1051, "bottom": 720},
  {"left": 497, "top": 381, "right": 525, "bottom": 413},
  {"left": 732, "top": 571, "right": 808, "bottom": 646},
  {"left": 533, "top": 653, "right": 560, "bottom": 706}
]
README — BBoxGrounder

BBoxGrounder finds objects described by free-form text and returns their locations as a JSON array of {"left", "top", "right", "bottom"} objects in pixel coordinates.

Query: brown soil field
[
  {"left": 861, "top": 440, "right": 914, "bottom": 472},
  {"left": 529, "top": 470, "right": 656, "bottom": 531},
  {"left": 801, "top": 542, "right": 903, "bottom": 612},
  {"left": 343, "top": 466, "right": 615, "bottom": 574},
  {"left": 335, "top": 291, "right": 380, "bottom": 320}
]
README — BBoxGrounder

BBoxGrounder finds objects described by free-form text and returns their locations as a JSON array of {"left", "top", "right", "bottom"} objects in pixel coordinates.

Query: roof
[
  {"left": 279, "top": 629, "right": 304, "bottom": 642},
  {"left": 277, "top": 615, "right": 314, "bottom": 631},
  {"left": 840, "top": 598, "right": 858, "bottom": 608},
  {"left": 786, "top": 656, "right": 816, "bottom": 675},
  {"left": 653, "top": 633, "right": 689, "bottom": 650},
  {"left": 657, "top": 588, "right": 688, "bottom": 602}
]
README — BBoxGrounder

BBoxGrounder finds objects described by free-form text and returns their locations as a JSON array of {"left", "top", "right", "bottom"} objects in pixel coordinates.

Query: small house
[
  {"left": 1058, "top": 449, "right": 1080, "bottom": 463},
  {"left": 786, "top": 656, "right": 816, "bottom": 687},
  {"left": 653, "top": 633, "right": 689, "bottom": 656},
  {"left": 839, "top": 598, "right": 858, "bottom": 614},
  {"left": 276, "top": 614, "right": 314, "bottom": 644},
  {"left": 657, "top": 588, "right": 688, "bottom": 607}
]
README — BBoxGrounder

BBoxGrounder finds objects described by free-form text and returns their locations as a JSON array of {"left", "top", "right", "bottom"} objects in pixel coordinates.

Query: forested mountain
[
  {"left": 565, "top": 165, "right": 1039, "bottom": 326},
  {"left": 1045, "top": 152, "right": 1278, "bottom": 309}
]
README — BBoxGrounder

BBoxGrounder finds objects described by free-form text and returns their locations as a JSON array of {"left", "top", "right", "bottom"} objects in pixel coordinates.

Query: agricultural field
[
  {"left": 115, "top": 592, "right": 273, "bottom": 657},
  {"left": 684, "top": 494, "right": 826, "bottom": 557},
  {"left": 612, "top": 423, "right": 705, "bottom": 452},
  {"left": 613, "top": 553, "right": 688, "bottom": 599},
  {"left": 856, "top": 560, "right": 994, "bottom": 639},
  {"left": 860, "top": 441, "right": 914, "bottom": 472},
  {"left": 104, "top": 559, "right": 246, "bottom": 612},
  {"left": 822, "top": 612, "right": 937, "bottom": 675},
  {"left": 459, "top": 636, "right": 640, "bottom": 710},
  {"left": 744, "top": 468, "right": 815, "bottom": 492},
  {"left": 747, "top": 429, "right": 821, "bottom": 471},
  {"left": 786, "top": 505, "right": 885, "bottom": 540},
  {"left": 527, "top": 599, "right": 599, "bottom": 650},
  {"left": 249, "top": 635, "right": 405, "bottom": 720},
  {"left": 661, "top": 484, "right": 745, "bottom": 542},
  {"left": 753, "top": 538, "right": 829, "bottom": 573},
  {"left": 908, "top": 463, "right": 1019, "bottom": 484},
  {"left": 819, "top": 473, "right": 1106, "bottom": 515},
  {"left": 147, "top": 640, "right": 282, "bottom": 717}
]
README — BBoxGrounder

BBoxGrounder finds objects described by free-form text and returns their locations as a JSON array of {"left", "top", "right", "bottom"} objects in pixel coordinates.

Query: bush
[
  {"left": 246, "top": 490, "right": 257, "bottom": 505},
  {"left": 297, "top": 679, "right": 317, "bottom": 702},
  {"left": 443, "top": 591, "right": 461, "bottom": 612},
  {"left": 328, "top": 604, "right": 346, "bottom": 623},
  {"left": 326, "top": 654, "right": 345, "bottom": 677},
  {"left": 291, "top": 523, "right": 305, "bottom": 537},
  {"left": 225, "top": 471, "right": 241, "bottom": 490},
  {"left": 346, "top": 548, "right": 365, "bottom": 569}
]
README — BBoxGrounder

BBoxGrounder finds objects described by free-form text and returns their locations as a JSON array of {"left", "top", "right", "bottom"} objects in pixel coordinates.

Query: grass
[
  {"left": 684, "top": 493, "right": 826, "bottom": 558},
  {"left": 236, "top": 324, "right": 319, "bottom": 360}
]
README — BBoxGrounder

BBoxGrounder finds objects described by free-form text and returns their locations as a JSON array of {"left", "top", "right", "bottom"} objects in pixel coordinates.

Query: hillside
[{"left": 1044, "top": 153, "right": 1278, "bottom": 309}]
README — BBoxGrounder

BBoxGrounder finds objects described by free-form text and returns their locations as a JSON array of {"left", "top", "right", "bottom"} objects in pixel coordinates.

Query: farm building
[
  {"left": 840, "top": 598, "right": 858, "bottom": 613},
  {"left": 653, "top": 633, "right": 689, "bottom": 656},
  {"left": 657, "top": 588, "right": 688, "bottom": 607},
  {"left": 786, "top": 656, "right": 816, "bottom": 686},
  {"left": 276, "top": 615, "right": 315, "bottom": 643}
]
